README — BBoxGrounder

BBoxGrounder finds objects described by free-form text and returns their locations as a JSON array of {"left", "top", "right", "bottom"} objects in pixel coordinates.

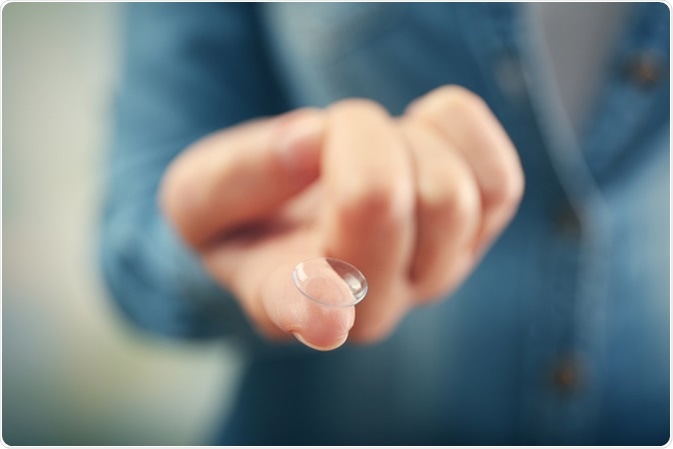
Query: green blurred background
[{"left": 3, "top": 3, "right": 243, "bottom": 445}]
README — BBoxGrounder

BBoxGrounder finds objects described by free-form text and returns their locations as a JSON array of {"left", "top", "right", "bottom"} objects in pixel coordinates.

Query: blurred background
[{"left": 3, "top": 3, "right": 243, "bottom": 445}]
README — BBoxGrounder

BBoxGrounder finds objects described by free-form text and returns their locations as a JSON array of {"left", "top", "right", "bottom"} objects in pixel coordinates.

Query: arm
[
  {"left": 100, "top": 3, "right": 287, "bottom": 339},
  {"left": 102, "top": 4, "right": 524, "bottom": 349},
  {"left": 159, "top": 87, "right": 524, "bottom": 349}
]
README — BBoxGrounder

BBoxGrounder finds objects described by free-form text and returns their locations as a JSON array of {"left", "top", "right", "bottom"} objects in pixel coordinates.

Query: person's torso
[{"left": 219, "top": 3, "right": 669, "bottom": 444}]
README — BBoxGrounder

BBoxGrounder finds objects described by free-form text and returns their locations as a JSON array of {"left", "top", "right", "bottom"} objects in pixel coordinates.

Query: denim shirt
[{"left": 100, "top": 3, "right": 669, "bottom": 445}]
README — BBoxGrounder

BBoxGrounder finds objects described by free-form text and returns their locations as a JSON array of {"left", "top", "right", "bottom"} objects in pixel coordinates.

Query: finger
[
  {"left": 406, "top": 86, "right": 524, "bottom": 254},
  {"left": 321, "top": 99, "right": 416, "bottom": 342},
  {"left": 203, "top": 232, "right": 355, "bottom": 351},
  {"left": 263, "top": 260, "right": 356, "bottom": 350},
  {"left": 398, "top": 119, "right": 482, "bottom": 301},
  {"left": 160, "top": 108, "right": 326, "bottom": 249}
]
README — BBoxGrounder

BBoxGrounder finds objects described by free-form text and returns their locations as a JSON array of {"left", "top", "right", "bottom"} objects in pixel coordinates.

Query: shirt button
[
  {"left": 554, "top": 203, "right": 582, "bottom": 238},
  {"left": 624, "top": 51, "right": 664, "bottom": 89},
  {"left": 550, "top": 355, "right": 583, "bottom": 393},
  {"left": 495, "top": 54, "right": 527, "bottom": 101}
]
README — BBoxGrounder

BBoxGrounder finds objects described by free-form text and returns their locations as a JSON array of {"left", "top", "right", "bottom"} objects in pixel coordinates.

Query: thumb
[{"left": 160, "top": 108, "right": 326, "bottom": 249}]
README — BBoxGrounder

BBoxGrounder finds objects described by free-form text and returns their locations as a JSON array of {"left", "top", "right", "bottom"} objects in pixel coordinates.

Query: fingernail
[
  {"left": 292, "top": 331, "right": 348, "bottom": 352},
  {"left": 274, "top": 112, "right": 325, "bottom": 174}
]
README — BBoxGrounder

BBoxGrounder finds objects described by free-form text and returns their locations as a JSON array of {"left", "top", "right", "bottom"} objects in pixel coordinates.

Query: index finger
[{"left": 321, "top": 99, "right": 416, "bottom": 342}]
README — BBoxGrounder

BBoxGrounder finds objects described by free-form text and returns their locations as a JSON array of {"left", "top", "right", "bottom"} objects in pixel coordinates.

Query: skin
[{"left": 159, "top": 85, "right": 525, "bottom": 351}]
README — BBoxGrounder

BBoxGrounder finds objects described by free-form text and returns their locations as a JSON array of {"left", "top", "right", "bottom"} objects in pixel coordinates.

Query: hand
[{"left": 159, "top": 86, "right": 524, "bottom": 350}]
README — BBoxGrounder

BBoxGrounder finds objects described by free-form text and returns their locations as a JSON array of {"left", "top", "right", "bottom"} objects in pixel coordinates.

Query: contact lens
[{"left": 292, "top": 257, "right": 368, "bottom": 307}]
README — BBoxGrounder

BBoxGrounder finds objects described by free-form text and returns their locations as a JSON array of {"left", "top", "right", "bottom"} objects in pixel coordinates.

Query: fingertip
[
  {"left": 292, "top": 301, "right": 355, "bottom": 350},
  {"left": 292, "top": 331, "right": 349, "bottom": 351},
  {"left": 262, "top": 262, "right": 356, "bottom": 351}
]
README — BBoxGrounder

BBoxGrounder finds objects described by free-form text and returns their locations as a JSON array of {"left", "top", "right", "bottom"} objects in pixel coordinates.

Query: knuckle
[
  {"left": 423, "top": 186, "right": 456, "bottom": 224},
  {"left": 485, "top": 163, "right": 525, "bottom": 210},
  {"left": 417, "top": 175, "right": 481, "bottom": 252},
  {"left": 333, "top": 181, "right": 411, "bottom": 232},
  {"left": 430, "top": 85, "right": 489, "bottom": 118},
  {"left": 329, "top": 97, "right": 389, "bottom": 119},
  {"left": 442, "top": 178, "right": 481, "bottom": 230},
  {"left": 447, "top": 85, "right": 488, "bottom": 110}
]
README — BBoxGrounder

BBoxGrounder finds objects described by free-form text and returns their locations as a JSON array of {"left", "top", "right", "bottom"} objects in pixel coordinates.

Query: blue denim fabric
[{"left": 100, "top": 3, "right": 670, "bottom": 444}]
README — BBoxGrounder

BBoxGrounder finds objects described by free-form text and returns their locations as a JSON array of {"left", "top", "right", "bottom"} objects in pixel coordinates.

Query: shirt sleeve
[{"left": 99, "top": 3, "right": 288, "bottom": 340}]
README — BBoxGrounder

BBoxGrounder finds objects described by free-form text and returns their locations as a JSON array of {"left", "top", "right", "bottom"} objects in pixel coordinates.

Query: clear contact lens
[{"left": 292, "top": 257, "right": 368, "bottom": 307}]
